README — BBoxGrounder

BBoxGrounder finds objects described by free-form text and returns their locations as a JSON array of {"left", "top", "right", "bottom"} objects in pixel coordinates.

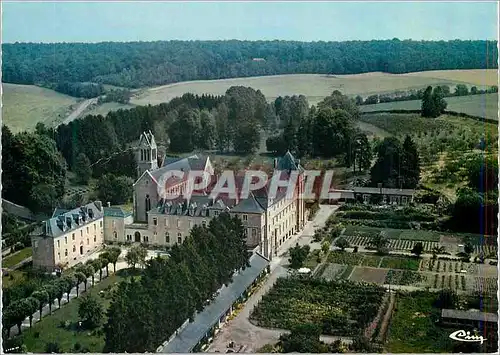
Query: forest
[{"left": 3, "top": 39, "right": 497, "bottom": 88}]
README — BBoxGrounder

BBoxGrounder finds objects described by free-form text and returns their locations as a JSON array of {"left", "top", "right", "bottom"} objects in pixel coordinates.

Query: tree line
[
  {"left": 3, "top": 39, "right": 497, "bottom": 88},
  {"left": 2, "top": 247, "right": 121, "bottom": 339},
  {"left": 267, "top": 91, "right": 373, "bottom": 173},
  {"left": 369, "top": 135, "right": 421, "bottom": 189},
  {"left": 1, "top": 89, "right": 274, "bottom": 213},
  {"left": 103, "top": 213, "right": 250, "bottom": 352},
  {"left": 50, "top": 82, "right": 105, "bottom": 99},
  {"left": 357, "top": 84, "right": 498, "bottom": 106}
]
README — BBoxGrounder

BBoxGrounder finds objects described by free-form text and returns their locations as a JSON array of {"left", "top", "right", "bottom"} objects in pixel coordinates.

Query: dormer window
[{"left": 153, "top": 218, "right": 158, "bottom": 226}]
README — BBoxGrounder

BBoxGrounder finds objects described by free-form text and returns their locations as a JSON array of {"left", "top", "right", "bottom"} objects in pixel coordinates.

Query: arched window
[
  {"left": 113, "top": 231, "right": 117, "bottom": 239},
  {"left": 145, "top": 195, "right": 151, "bottom": 213},
  {"left": 134, "top": 231, "right": 141, "bottom": 242}
]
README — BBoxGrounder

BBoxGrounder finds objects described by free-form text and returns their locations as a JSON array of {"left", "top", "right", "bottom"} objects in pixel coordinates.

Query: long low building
[
  {"left": 441, "top": 309, "right": 498, "bottom": 328},
  {"left": 158, "top": 252, "right": 270, "bottom": 353}
]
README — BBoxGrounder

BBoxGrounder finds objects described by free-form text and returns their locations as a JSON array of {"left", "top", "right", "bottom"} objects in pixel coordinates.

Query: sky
[{"left": 2, "top": 1, "right": 498, "bottom": 43}]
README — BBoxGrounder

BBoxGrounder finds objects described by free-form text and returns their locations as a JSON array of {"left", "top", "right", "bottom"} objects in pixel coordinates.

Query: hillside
[
  {"left": 131, "top": 71, "right": 495, "bottom": 107},
  {"left": 2, "top": 84, "right": 79, "bottom": 132},
  {"left": 359, "top": 93, "right": 498, "bottom": 121},
  {"left": 3, "top": 39, "right": 497, "bottom": 88}
]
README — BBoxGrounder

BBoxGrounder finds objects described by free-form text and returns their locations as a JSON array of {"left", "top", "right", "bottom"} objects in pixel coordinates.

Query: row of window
[
  {"left": 152, "top": 217, "right": 208, "bottom": 228},
  {"left": 123, "top": 232, "right": 183, "bottom": 244},
  {"left": 140, "top": 148, "right": 157, "bottom": 161},
  {"left": 56, "top": 234, "right": 98, "bottom": 248},
  {"left": 273, "top": 203, "right": 295, "bottom": 224}
]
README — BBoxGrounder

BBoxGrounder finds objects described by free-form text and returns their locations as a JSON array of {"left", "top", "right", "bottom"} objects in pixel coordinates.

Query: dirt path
[
  {"left": 59, "top": 98, "right": 97, "bottom": 126},
  {"left": 377, "top": 292, "right": 396, "bottom": 343}
]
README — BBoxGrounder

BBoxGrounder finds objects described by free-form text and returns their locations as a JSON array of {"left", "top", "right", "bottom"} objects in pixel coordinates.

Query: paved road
[
  {"left": 207, "top": 205, "right": 348, "bottom": 353},
  {"left": 60, "top": 98, "right": 97, "bottom": 126}
]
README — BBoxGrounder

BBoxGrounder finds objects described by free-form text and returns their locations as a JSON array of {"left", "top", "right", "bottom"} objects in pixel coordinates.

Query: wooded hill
[{"left": 3, "top": 39, "right": 497, "bottom": 88}]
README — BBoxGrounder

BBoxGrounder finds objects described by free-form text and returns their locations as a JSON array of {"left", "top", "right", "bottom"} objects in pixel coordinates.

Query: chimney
[
  {"left": 107, "top": 202, "right": 111, "bottom": 207},
  {"left": 274, "top": 158, "right": 278, "bottom": 169}
]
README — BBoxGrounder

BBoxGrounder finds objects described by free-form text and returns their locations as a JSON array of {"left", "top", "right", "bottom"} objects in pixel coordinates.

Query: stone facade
[
  {"left": 31, "top": 202, "right": 105, "bottom": 271},
  {"left": 129, "top": 134, "right": 307, "bottom": 260}
]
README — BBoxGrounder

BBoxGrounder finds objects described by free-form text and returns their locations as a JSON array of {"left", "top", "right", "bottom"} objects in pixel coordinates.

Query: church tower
[{"left": 136, "top": 131, "right": 158, "bottom": 178}]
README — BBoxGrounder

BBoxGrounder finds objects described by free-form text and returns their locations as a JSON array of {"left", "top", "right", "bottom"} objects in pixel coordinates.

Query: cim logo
[{"left": 449, "top": 330, "right": 487, "bottom": 344}]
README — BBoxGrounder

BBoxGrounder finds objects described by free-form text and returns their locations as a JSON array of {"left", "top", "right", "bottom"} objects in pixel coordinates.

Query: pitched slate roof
[
  {"left": 277, "top": 151, "right": 304, "bottom": 172},
  {"left": 51, "top": 208, "right": 69, "bottom": 218},
  {"left": 230, "top": 192, "right": 265, "bottom": 213},
  {"left": 103, "top": 207, "right": 132, "bottom": 218},
  {"left": 149, "top": 155, "right": 209, "bottom": 183},
  {"left": 160, "top": 252, "right": 270, "bottom": 353},
  {"left": 37, "top": 201, "right": 104, "bottom": 238}
]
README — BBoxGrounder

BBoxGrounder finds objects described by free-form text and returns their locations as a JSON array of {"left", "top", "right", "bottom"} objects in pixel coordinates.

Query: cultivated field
[
  {"left": 360, "top": 93, "right": 498, "bottom": 120},
  {"left": 130, "top": 71, "right": 487, "bottom": 107},
  {"left": 3, "top": 83, "right": 79, "bottom": 132},
  {"left": 4, "top": 70, "right": 495, "bottom": 131}
]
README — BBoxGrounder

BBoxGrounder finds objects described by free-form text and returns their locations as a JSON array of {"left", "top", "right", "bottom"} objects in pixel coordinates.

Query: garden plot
[
  {"left": 385, "top": 270, "right": 427, "bottom": 286},
  {"left": 319, "top": 263, "right": 348, "bottom": 281},
  {"left": 380, "top": 256, "right": 421, "bottom": 271},
  {"left": 344, "top": 235, "right": 439, "bottom": 252},
  {"left": 399, "top": 230, "right": 440, "bottom": 242},
  {"left": 360, "top": 255, "right": 382, "bottom": 267},
  {"left": 470, "top": 277, "right": 498, "bottom": 295},
  {"left": 327, "top": 251, "right": 363, "bottom": 265},
  {"left": 250, "top": 278, "right": 386, "bottom": 336},
  {"left": 474, "top": 244, "right": 498, "bottom": 256},
  {"left": 348, "top": 267, "right": 388, "bottom": 285}
]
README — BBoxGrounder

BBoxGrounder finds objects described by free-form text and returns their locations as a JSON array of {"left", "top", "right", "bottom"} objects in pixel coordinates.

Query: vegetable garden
[
  {"left": 345, "top": 235, "right": 440, "bottom": 252},
  {"left": 379, "top": 257, "right": 421, "bottom": 271},
  {"left": 250, "top": 278, "right": 385, "bottom": 336},
  {"left": 385, "top": 270, "right": 426, "bottom": 286}
]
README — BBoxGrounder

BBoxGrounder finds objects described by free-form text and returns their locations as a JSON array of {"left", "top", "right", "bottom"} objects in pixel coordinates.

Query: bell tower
[{"left": 136, "top": 131, "right": 158, "bottom": 178}]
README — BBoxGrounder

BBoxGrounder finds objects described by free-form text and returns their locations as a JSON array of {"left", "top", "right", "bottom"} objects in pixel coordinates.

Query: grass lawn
[
  {"left": 385, "top": 291, "right": 454, "bottom": 353},
  {"left": 3, "top": 83, "right": 79, "bottom": 132},
  {"left": 18, "top": 270, "right": 134, "bottom": 353},
  {"left": 303, "top": 249, "right": 322, "bottom": 270},
  {"left": 380, "top": 256, "right": 420, "bottom": 271},
  {"left": 3, "top": 248, "right": 33, "bottom": 268},
  {"left": 2, "top": 270, "right": 27, "bottom": 288}
]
